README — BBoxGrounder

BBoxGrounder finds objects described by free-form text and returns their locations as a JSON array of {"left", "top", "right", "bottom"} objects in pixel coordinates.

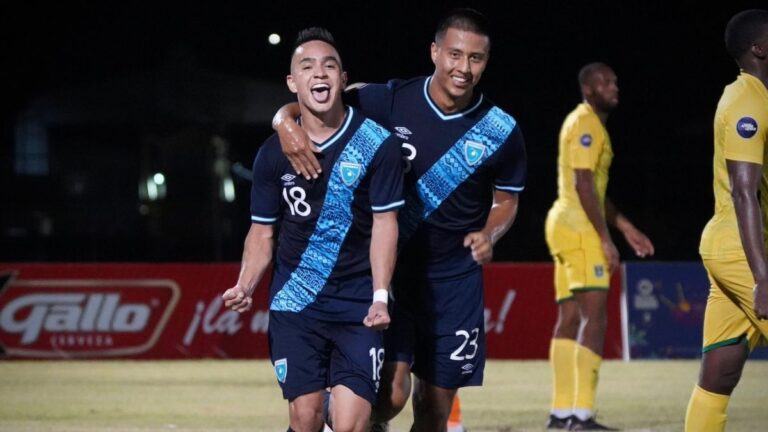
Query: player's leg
[
  {"left": 548, "top": 254, "right": 581, "bottom": 428},
  {"left": 411, "top": 378, "right": 457, "bottom": 432},
  {"left": 327, "top": 320, "right": 384, "bottom": 432},
  {"left": 568, "top": 243, "right": 614, "bottom": 430},
  {"left": 372, "top": 360, "right": 412, "bottom": 422},
  {"left": 685, "top": 259, "right": 762, "bottom": 432},
  {"left": 288, "top": 391, "right": 326, "bottom": 432},
  {"left": 269, "top": 312, "right": 333, "bottom": 432},
  {"left": 446, "top": 393, "right": 464, "bottom": 432},
  {"left": 410, "top": 271, "right": 485, "bottom": 431}
]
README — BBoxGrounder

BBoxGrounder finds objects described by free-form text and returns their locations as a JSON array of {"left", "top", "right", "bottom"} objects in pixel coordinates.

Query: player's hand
[
  {"left": 222, "top": 286, "right": 253, "bottom": 313},
  {"left": 464, "top": 231, "right": 493, "bottom": 264},
  {"left": 754, "top": 280, "right": 768, "bottom": 320},
  {"left": 277, "top": 118, "right": 322, "bottom": 180},
  {"left": 601, "top": 237, "right": 620, "bottom": 275},
  {"left": 364, "top": 301, "right": 390, "bottom": 330},
  {"left": 622, "top": 226, "right": 655, "bottom": 258}
]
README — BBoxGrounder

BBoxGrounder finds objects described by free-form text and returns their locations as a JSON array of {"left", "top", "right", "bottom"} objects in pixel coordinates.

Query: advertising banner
[{"left": 1, "top": 263, "right": 623, "bottom": 359}]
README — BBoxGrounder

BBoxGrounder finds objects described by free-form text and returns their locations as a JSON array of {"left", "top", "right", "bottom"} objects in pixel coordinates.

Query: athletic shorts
[
  {"left": 545, "top": 216, "right": 610, "bottom": 302},
  {"left": 268, "top": 311, "right": 384, "bottom": 404},
  {"left": 701, "top": 257, "right": 768, "bottom": 353},
  {"left": 385, "top": 269, "right": 485, "bottom": 389}
]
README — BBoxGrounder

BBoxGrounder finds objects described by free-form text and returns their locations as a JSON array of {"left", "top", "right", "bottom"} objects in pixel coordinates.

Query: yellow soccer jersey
[
  {"left": 548, "top": 102, "right": 613, "bottom": 231},
  {"left": 700, "top": 73, "right": 768, "bottom": 259}
]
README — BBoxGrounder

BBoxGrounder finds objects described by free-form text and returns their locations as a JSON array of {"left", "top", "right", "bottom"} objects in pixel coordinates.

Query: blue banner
[{"left": 623, "top": 262, "right": 767, "bottom": 359}]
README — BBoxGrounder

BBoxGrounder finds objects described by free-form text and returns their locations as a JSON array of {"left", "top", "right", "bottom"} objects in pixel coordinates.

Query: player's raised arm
[
  {"left": 272, "top": 102, "right": 322, "bottom": 180},
  {"left": 222, "top": 223, "right": 274, "bottom": 313}
]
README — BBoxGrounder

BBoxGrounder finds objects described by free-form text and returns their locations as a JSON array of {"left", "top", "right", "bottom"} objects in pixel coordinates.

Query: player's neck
[
  {"left": 741, "top": 65, "right": 768, "bottom": 92},
  {"left": 428, "top": 79, "right": 474, "bottom": 114},
  {"left": 585, "top": 101, "right": 610, "bottom": 125},
  {"left": 299, "top": 104, "right": 347, "bottom": 144}
]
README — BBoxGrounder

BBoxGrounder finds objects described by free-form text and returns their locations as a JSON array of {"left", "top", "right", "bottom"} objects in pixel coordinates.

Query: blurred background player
[
  {"left": 686, "top": 9, "right": 768, "bottom": 432},
  {"left": 222, "top": 27, "right": 404, "bottom": 432},
  {"left": 544, "top": 62, "right": 654, "bottom": 430},
  {"left": 274, "top": 8, "right": 527, "bottom": 431}
]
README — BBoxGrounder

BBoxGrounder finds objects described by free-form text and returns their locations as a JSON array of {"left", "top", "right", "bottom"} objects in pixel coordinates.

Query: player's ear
[
  {"left": 341, "top": 71, "right": 348, "bottom": 89},
  {"left": 286, "top": 74, "right": 298, "bottom": 94},
  {"left": 431, "top": 42, "right": 438, "bottom": 64}
]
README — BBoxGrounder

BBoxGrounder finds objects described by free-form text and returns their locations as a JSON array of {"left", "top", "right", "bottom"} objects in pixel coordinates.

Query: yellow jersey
[
  {"left": 548, "top": 102, "right": 614, "bottom": 231},
  {"left": 700, "top": 73, "right": 768, "bottom": 259}
]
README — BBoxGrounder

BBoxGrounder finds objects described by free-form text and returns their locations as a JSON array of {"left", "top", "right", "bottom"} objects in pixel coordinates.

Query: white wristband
[{"left": 373, "top": 289, "right": 389, "bottom": 304}]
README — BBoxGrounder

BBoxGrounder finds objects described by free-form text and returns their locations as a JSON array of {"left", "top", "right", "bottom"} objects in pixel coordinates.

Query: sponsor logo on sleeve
[
  {"left": 736, "top": 117, "right": 758, "bottom": 139},
  {"left": 580, "top": 133, "right": 593, "bottom": 147}
]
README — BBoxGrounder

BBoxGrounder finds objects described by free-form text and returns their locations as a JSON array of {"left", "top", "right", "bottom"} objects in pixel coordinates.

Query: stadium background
[{"left": 2, "top": 0, "right": 763, "bottom": 263}]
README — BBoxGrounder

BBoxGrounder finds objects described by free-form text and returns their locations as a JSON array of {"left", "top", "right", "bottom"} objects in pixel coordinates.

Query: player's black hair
[
  {"left": 292, "top": 27, "right": 339, "bottom": 56},
  {"left": 435, "top": 8, "right": 491, "bottom": 47},
  {"left": 725, "top": 9, "right": 768, "bottom": 63},
  {"left": 578, "top": 62, "right": 611, "bottom": 87}
]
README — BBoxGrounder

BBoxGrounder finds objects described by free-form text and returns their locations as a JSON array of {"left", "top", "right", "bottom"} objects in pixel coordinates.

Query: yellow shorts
[
  {"left": 701, "top": 257, "right": 768, "bottom": 352},
  {"left": 545, "top": 216, "right": 610, "bottom": 303}
]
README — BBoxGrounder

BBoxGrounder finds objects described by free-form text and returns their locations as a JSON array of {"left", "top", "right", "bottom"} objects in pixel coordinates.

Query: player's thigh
[
  {"left": 269, "top": 311, "right": 331, "bottom": 401},
  {"left": 411, "top": 270, "right": 486, "bottom": 389},
  {"left": 703, "top": 259, "right": 768, "bottom": 351},
  {"left": 559, "top": 244, "right": 610, "bottom": 294},
  {"left": 328, "top": 322, "right": 384, "bottom": 406}
]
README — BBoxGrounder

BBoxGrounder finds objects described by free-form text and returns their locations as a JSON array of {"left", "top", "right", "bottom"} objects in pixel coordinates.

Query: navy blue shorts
[
  {"left": 268, "top": 311, "right": 384, "bottom": 404},
  {"left": 385, "top": 269, "right": 485, "bottom": 388}
]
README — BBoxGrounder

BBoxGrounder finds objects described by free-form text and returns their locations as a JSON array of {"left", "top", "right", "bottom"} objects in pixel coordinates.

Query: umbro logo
[
  {"left": 461, "top": 363, "right": 474, "bottom": 374},
  {"left": 395, "top": 126, "right": 412, "bottom": 140},
  {"left": 281, "top": 174, "right": 296, "bottom": 182}
]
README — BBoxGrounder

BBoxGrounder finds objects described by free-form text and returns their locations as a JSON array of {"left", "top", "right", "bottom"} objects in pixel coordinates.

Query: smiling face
[
  {"left": 286, "top": 39, "right": 347, "bottom": 116},
  {"left": 429, "top": 27, "right": 489, "bottom": 110}
]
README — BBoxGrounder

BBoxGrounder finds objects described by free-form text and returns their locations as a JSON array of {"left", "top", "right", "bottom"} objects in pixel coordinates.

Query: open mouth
[{"left": 311, "top": 83, "right": 331, "bottom": 103}]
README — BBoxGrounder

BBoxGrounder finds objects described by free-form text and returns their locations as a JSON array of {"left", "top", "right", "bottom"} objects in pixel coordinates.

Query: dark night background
[{"left": 1, "top": 1, "right": 763, "bottom": 263}]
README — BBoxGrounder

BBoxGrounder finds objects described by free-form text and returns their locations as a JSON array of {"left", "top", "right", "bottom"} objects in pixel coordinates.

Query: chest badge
[
  {"left": 464, "top": 140, "right": 486, "bottom": 166},
  {"left": 339, "top": 161, "right": 362, "bottom": 186}
]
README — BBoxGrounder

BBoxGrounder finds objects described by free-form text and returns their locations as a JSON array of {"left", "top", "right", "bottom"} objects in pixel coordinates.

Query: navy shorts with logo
[
  {"left": 268, "top": 311, "right": 384, "bottom": 404},
  {"left": 386, "top": 268, "right": 485, "bottom": 389}
]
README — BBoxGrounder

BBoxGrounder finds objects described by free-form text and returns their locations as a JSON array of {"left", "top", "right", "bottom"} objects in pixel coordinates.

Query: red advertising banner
[{"left": 0, "top": 263, "right": 622, "bottom": 359}]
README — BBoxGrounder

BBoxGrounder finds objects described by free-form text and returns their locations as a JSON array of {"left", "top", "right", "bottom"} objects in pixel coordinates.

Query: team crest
[
  {"left": 594, "top": 265, "right": 604, "bottom": 278},
  {"left": 339, "top": 161, "right": 362, "bottom": 186},
  {"left": 736, "top": 117, "right": 758, "bottom": 139},
  {"left": 464, "top": 140, "right": 486, "bottom": 166},
  {"left": 274, "top": 358, "right": 287, "bottom": 383}
]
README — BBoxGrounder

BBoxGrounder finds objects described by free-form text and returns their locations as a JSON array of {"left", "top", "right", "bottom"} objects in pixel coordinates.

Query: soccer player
[
  {"left": 685, "top": 9, "right": 768, "bottom": 432},
  {"left": 222, "top": 27, "right": 404, "bottom": 432},
  {"left": 274, "top": 9, "right": 527, "bottom": 431},
  {"left": 544, "top": 62, "right": 654, "bottom": 430}
]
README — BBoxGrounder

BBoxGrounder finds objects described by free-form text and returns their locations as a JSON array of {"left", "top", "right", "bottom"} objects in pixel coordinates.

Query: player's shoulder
[
  {"left": 478, "top": 96, "right": 520, "bottom": 133},
  {"left": 254, "top": 133, "right": 288, "bottom": 165}
]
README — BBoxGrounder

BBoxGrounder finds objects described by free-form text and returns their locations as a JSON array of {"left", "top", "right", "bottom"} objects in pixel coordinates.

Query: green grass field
[{"left": 0, "top": 359, "right": 766, "bottom": 431}]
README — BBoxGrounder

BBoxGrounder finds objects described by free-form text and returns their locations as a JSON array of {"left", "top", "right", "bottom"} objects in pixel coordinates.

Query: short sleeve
[
  {"left": 722, "top": 97, "right": 768, "bottom": 164},
  {"left": 368, "top": 135, "right": 404, "bottom": 213},
  {"left": 493, "top": 125, "right": 527, "bottom": 193},
  {"left": 343, "top": 81, "right": 396, "bottom": 128},
  {"left": 569, "top": 117, "right": 604, "bottom": 170},
  {"left": 249, "top": 141, "right": 283, "bottom": 224}
]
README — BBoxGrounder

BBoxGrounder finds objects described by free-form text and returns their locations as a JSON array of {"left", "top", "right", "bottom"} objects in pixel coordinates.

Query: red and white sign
[{"left": 0, "top": 263, "right": 622, "bottom": 359}]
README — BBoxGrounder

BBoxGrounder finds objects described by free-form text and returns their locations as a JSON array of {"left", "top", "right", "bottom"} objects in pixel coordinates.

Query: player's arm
[
  {"left": 727, "top": 159, "right": 768, "bottom": 319},
  {"left": 464, "top": 190, "right": 519, "bottom": 265},
  {"left": 222, "top": 223, "right": 275, "bottom": 313},
  {"left": 272, "top": 103, "right": 321, "bottom": 180},
  {"left": 605, "top": 199, "right": 655, "bottom": 258},
  {"left": 364, "top": 210, "right": 398, "bottom": 330},
  {"left": 575, "top": 169, "right": 619, "bottom": 274}
]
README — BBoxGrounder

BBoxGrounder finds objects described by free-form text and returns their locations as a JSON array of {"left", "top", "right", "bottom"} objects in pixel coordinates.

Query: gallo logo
[{"left": 0, "top": 273, "right": 179, "bottom": 358}]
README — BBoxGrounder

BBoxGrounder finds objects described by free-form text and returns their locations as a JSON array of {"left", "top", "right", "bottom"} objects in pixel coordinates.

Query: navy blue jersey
[
  {"left": 250, "top": 107, "right": 404, "bottom": 321},
  {"left": 345, "top": 77, "right": 527, "bottom": 279}
]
